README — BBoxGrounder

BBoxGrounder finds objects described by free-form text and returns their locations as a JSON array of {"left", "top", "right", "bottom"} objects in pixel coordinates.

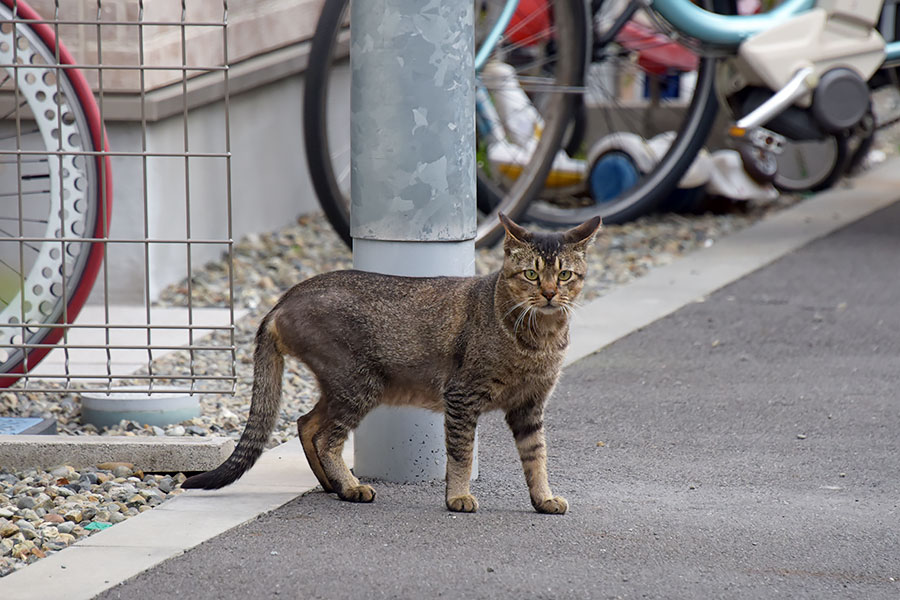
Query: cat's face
[{"left": 498, "top": 214, "right": 602, "bottom": 317}]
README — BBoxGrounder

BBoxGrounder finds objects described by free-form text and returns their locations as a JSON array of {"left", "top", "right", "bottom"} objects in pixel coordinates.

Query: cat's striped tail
[{"left": 181, "top": 314, "right": 284, "bottom": 490}]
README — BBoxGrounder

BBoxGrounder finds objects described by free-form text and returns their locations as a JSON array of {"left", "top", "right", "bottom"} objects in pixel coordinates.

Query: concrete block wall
[{"left": 24, "top": 0, "right": 323, "bottom": 92}]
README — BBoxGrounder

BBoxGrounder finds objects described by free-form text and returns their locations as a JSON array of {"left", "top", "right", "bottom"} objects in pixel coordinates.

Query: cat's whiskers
[
  {"left": 514, "top": 300, "right": 543, "bottom": 336},
  {"left": 503, "top": 299, "right": 531, "bottom": 320},
  {"left": 523, "top": 306, "right": 537, "bottom": 334},
  {"left": 566, "top": 297, "right": 583, "bottom": 309},
  {"left": 555, "top": 294, "right": 579, "bottom": 316},
  {"left": 513, "top": 303, "right": 528, "bottom": 334}
]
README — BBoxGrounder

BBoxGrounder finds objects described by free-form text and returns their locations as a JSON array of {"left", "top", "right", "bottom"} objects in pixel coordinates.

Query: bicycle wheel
[
  {"left": 302, "top": 0, "right": 588, "bottom": 248},
  {"left": 0, "top": 0, "right": 112, "bottom": 386},
  {"left": 772, "top": 135, "right": 847, "bottom": 193},
  {"left": 525, "top": 0, "right": 723, "bottom": 226}
]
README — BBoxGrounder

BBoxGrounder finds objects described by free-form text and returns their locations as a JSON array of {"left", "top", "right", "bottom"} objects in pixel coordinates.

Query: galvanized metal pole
[{"left": 350, "top": 0, "right": 477, "bottom": 482}]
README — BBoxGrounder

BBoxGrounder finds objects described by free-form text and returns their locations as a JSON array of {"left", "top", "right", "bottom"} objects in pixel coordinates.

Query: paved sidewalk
[{"left": 86, "top": 200, "right": 900, "bottom": 599}]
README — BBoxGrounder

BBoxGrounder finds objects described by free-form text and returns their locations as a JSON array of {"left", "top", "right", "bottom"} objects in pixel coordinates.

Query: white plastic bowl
[{"left": 80, "top": 386, "right": 200, "bottom": 429}]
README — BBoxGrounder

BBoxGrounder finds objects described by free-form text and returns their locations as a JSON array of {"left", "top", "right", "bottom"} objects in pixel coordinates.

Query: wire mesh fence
[{"left": 0, "top": 0, "right": 237, "bottom": 394}]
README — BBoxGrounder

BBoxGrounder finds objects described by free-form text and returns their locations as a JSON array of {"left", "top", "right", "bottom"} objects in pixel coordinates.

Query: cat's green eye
[
  {"left": 523, "top": 269, "right": 539, "bottom": 281},
  {"left": 558, "top": 270, "right": 573, "bottom": 282}
]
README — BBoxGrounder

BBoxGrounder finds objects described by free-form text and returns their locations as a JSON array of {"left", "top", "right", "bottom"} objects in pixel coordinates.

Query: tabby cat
[{"left": 182, "top": 213, "right": 601, "bottom": 514}]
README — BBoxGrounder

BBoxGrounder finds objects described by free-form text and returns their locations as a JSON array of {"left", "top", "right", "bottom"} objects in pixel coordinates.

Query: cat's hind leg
[
  {"left": 307, "top": 384, "right": 383, "bottom": 504},
  {"left": 297, "top": 404, "right": 334, "bottom": 493},
  {"left": 314, "top": 417, "right": 376, "bottom": 503}
]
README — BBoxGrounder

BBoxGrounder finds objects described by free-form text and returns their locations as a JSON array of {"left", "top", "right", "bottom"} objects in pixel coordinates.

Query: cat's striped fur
[{"left": 182, "top": 214, "right": 601, "bottom": 513}]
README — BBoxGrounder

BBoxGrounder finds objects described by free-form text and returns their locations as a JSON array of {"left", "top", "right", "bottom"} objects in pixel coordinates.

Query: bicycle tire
[
  {"left": 0, "top": 0, "right": 112, "bottom": 387},
  {"left": 563, "top": 96, "right": 589, "bottom": 156},
  {"left": 302, "top": 0, "right": 588, "bottom": 248},
  {"left": 845, "top": 110, "right": 876, "bottom": 174},
  {"left": 874, "top": 0, "right": 900, "bottom": 89},
  {"left": 302, "top": 0, "right": 351, "bottom": 247},
  {"left": 525, "top": 0, "right": 725, "bottom": 226}
]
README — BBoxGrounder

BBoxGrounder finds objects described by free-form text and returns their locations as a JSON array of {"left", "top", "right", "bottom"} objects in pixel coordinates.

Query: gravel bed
[
  {"left": 0, "top": 463, "right": 185, "bottom": 576},
  {"left": 2, "top": 86, "right": 900, "bottom": 576}
]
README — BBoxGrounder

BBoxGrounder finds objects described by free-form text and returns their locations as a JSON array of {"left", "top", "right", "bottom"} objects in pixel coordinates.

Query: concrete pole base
[
  {"left": 352, "top": 238, "right": 475, "bottom": 278},
  {"left": 352, "top": 238, "right": 477, "bottom": 483},
  {"left": 353, "top": 406, "right": 479, "bottom": 483}
]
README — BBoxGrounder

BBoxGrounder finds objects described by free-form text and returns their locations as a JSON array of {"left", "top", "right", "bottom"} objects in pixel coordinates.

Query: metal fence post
[{"left": 350, "top": 0, "right": 477, "bottom": 482}]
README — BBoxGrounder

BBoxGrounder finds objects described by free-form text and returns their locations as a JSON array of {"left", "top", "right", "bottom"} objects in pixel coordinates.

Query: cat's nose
[{"left": 541, "top": 290, "right": 555, "bottom": 301}]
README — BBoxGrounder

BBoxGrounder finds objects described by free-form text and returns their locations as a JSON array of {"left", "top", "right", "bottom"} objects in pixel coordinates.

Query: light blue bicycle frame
[
  {"left": 475, "top": 0, "right": 900, "bottom": 72},
  {"left": 475, "top": 1, "right": 520, "bottom": 71},
  {"left": 650, "top": 0, "right": 900, "bottom": 62}
]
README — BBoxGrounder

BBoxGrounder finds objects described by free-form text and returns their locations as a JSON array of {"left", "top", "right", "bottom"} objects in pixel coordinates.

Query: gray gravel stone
[
  {"left": 14, "top": 497, "right": 36, "bottom": 511},
  {"left": 55, "top": 521, "right": 76, "bottom": 535},
  {"left": 19, "top": 509, "right": 39, "bottom": 522},
  {"left": 0, "top": 519, "right": 19, "bottom": 537},
  {"left": 49, "top": 466, "right": 76, "bottom": 480},
  {"left": 158, "top": 477, "right": 175, "bottom": 494},
  {"left": 112, "top": 466, "right": 133, "bottom": 479}
]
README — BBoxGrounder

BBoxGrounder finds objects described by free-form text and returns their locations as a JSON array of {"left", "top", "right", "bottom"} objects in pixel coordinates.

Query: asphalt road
[{"left": 98, "top": 202, "right": 900, "bottom": 600}]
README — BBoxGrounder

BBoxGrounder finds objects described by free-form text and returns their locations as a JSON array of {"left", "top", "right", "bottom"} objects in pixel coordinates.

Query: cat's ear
[
  {"left": 498, "top": 212, "right": 533, "bottom": 244},
  {"left": 562, "top": 216, "right": 602, "bottom": 248}
]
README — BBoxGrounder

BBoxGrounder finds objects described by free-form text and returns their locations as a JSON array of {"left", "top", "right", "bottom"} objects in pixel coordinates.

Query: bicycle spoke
[
  {"left": 0, "top": 156, "right": 48, "bottom": 164},
  {"left": 516, "top": 77, "right": 585, "bottom": 94},
  {"left": 0, "top": 97, "right": 30, "bottom": 121},
  {"left": 501, "top": 2, "right": 551, "bottom": 41},
  {"left": 0, "top": 216, "right": 50, "bottom": 224},
  {"left": 503, "top": 26, "right": 556, "bottom": 49},
  {"left": 0, "top": 260, "right": 23, "bottom": 280},
  {"left": 0, "top": 189, "right": 51, "bottom": 198},
  {"left": 490, "top": 24, "right": 562, "bottom": 61},
  {"left": 0, "top": 226, "right": 43, "bottom": 253},
  {"left": 0, "top": 127, "right": 42, "bottom": 142}
]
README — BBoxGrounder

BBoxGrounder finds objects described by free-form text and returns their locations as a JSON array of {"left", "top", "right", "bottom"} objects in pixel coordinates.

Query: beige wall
[{"left": 24, "top": 0, "right": 324, "bottom": 92}]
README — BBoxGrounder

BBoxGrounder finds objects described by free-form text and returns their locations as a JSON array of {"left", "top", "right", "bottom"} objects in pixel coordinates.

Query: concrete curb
[
  {"left": 3, "top": 158, "right": 900, "bottom": 598},
  {"left": 0, "top": 435, "right": 235, "bottom": 472}
]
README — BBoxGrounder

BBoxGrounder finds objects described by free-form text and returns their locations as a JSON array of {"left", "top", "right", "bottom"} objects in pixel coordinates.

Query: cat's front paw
[
  {"left": 339, "top": 484, "right": 376, "bottom": 503},
  {"left": 533, "top": 495, "right": 568, "bottom": 514},
  {"left": 447, "top": 494, "right": 479, "bottom": 513}
]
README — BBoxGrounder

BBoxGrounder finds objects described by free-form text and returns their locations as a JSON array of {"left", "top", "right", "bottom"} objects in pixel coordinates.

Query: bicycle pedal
[{"left": 729, "top": 126, "right": 785, "bottom": 156}]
